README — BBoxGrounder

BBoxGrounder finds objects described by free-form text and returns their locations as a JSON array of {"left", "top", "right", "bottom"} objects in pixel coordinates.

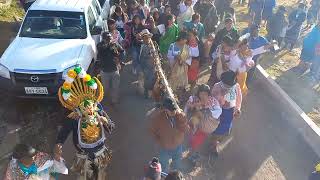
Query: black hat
[
  {"left": 107, "top": 18, "right": 116, "bottom": 25},
  {"left": 12, "top": 144, "right": 36, "bottom": 160},
  {"left": 222, "top": 35, "right": 234, "bottom": 47},
  {"left": 197, "top": 84, "right": 211, "bottom": 96},
  {"left": 165, "top": 170, "right": 184, "bottom": 180},
  {"left": 102, "top": 32, "right": 112, "bottom": 39},
  {"left": 144, "top": 157, "right": 162, "bottom": 180},
  {"left": 163, "top": 97, "right": 177, "bottom": 112},
  {"left": 298, "top": 2, "right": 306, "bottom": 8},
  {"left": 250, "top": 24, "right": 260, "bottom": 31},
  {"left": 221, "top": 71, "right": 237, "bottom": 86},
  {"left": 278, "top": 5, "right": 287, "bottom": 12},
  {"left": 224, "top": 17, "right": 233, "bottom": 23}
]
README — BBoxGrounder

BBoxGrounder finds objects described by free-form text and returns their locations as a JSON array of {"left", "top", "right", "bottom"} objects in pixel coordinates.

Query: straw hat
[{"left": 140, "top": 29, "right": 153, "bottom": 37}]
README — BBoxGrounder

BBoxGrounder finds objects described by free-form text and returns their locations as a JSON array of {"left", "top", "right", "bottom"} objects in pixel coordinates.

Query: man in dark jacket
[
  {"left": 194, "top": 0, "right": 219, "bottom": 35},
  {"left": 210, "top": 18, "right": 239, "bottom": 55},
  {"left": 266, "top": 5, "right": 288, "bottom": 45},
  {"left": 214, "top": 0, "right": 233, "bottom": 20},
  {"left": 97, "top": 32, "right": 124, "bottom": 105}
]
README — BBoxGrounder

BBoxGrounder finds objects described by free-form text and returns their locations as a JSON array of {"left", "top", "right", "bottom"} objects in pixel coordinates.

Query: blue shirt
[{"left": 249, "top": 36, "right": 269, "bottom": 61}]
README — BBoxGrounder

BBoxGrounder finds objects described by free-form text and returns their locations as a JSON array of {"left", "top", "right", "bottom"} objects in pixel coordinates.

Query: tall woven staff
[{"left": 149, "top": 40, "right": 182, "bottom": 111}]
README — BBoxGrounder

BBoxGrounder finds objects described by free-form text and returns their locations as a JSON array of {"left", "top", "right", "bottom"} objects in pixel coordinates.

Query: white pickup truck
[{"left": 0, "top": 0, "right": 110, "bottom": 97}]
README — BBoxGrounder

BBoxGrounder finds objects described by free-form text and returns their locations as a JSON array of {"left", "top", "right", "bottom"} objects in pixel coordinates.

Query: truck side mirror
[{"left": 91, "top": 26, "right": 102, "bottom": 35}]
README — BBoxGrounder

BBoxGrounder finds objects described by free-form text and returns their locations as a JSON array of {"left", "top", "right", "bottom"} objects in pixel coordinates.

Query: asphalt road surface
[{"left": 60, "top": 66, "right": 319, "bottom": 180}]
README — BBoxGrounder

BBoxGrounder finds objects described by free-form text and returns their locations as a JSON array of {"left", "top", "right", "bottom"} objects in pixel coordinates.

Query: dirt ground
[{"left": 234, "top": 1, "right": 320, "bottom": 125}]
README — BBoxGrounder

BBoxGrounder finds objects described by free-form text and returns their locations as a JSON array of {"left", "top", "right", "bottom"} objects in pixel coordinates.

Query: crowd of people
[{"left": 5, "top": 0, "right": 320, "bottom": 179}]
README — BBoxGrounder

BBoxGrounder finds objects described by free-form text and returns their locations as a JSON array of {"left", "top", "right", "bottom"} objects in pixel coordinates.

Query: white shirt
[
  {"left": 211, "top": 45, "right": 231, "bottom": 64},
  {"left": 179, "top": 0, "right": 197, "bottom": 14},
  {"left": 167, "top": 43, "right": 192, "bottom": 66},
  {"left": 229, "top": 46, "right": 267, "bottom": 73}
]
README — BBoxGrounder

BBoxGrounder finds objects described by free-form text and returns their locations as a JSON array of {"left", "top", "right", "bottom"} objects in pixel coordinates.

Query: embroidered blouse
[
  {"left": 211, "top": 82, "right": 242, "bottom": 110},
  {"left": 229, "top": 46, "right": 267, "bottom": 73},
  {"left": 184, "top": 95, "right": 222, "bottom": 119}
]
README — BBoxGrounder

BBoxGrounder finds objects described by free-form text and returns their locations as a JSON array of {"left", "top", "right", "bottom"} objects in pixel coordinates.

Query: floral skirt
[
  {"left": 169, "top": 63, "right": 188, "bottom": 91},
  {"left": 188, "top": 58, "right": 200, "bottom": 83}
]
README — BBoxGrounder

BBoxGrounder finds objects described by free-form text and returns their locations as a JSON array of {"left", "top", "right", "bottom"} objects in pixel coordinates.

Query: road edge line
[{"left": 256, "top": 64, "right": 320, "bottom": 157}]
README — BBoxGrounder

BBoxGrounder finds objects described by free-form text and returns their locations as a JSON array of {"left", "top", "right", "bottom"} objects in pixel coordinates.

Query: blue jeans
[
  {"left": 131, "top": 46, "right": 140, "bottom": 70},
  {"left": 159, "top": 145, "right": 183, "bottom": 173}
]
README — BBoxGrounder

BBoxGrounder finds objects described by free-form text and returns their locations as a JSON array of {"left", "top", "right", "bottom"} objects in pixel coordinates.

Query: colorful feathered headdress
[{"left": 58, "top": 66, "right": 104, "bottom": 110}]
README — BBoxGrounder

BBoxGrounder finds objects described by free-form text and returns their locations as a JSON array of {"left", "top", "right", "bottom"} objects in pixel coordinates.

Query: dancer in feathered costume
[{"left": 53, "top": 66, "right": 115, "bottom": 180}]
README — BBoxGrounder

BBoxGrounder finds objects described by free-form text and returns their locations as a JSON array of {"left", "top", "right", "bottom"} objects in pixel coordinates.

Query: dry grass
[
  {"left": 0, "top": 0, "right": 24, "bottom": 22},
  {"left": 235, "top": 0, "right": 320, "bottom": 124}
]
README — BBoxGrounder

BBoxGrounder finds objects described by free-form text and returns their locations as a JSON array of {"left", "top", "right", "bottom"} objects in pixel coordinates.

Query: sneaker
[
  {"left": 132, "top": 68, "right": 137, "bottom": 75},
  {"left": 144, "top": 90, "right": 149, "bottom": 99},
  {"left": 189, "top": 152, "right": 201, "bottom": 163}
]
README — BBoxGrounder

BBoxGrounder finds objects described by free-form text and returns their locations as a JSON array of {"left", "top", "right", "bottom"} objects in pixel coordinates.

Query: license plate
[{"left": 24, "top": 87, "right": 48, "bottom": 95}]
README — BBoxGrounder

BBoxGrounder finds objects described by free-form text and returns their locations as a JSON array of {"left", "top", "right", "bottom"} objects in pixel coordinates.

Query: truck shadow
[{"left": 0, "top": 20, "right": 20, "bottom": 55}]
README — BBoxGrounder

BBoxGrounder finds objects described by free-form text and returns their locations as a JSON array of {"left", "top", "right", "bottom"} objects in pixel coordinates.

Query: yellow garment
[
  {"left": 237, "top": 72, "right": 248, "bottom": 96},
  {"left": 169, "top": 44, "right": 190, "bottom": 91},
  {"left": 81, "top": 124, "right": 102, "bottom": 143},
  {"left": 316, "top": 163, "right": 320, "bottom": 172}
]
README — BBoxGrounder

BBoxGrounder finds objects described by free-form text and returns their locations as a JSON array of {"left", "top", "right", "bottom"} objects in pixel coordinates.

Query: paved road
[{"left": 57, "top": 66, "right": 319, "bottom": 180}]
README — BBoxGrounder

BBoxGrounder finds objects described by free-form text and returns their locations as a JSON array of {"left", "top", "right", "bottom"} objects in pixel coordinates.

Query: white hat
[{"left": 141, "top": 29, "right": 153, "bottom": 37}]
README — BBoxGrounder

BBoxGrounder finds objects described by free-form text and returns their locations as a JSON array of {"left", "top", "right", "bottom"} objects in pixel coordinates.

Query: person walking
[
  {"left": 306, "top": 23, "right": 320, "bottom": 81},
  {"left": 214, "top": 0, "right": 233, "bottom": 21},
  {"left": 108, "top": 18, "right": 124, "bottom": 46},
  {"left": 229, "top": 38, "right": 275, "bottom": 95},
  {"left": 176, "top": 0, "right": 196, "bottom": 29},
  {"left": 148, "top": 97, "right": 189, "bottom": 173},
  {"left": 164, "top": 170, "right": 185, "bottom": 180},
  {"left": 183, "top": 13, "right": 205, "bottom": 41},
  {"left": 110, "top": 6, "right": 129, "bottom": 38},
  {"left": 211, "top": 71, "right": 242, "bottom": 156},
  {"left": 305, "top": 0, "right": 320, "bottom": 30},
  {"left": 123, "top": 15, "right": 145, "bottom": 74},
  {"left": 159, "top": 5, "right": 172, "bottom": 25},
  {"left": 167, "top": 33, "right": 190, "bottom": 92},
  {"left": 210, "top": 18, "right": 239, "bottom": 56},
  {"left": 159, "top": 15, "right": 180, "bottom": 54},
  {"left": 250, "top": 0, "right": 265, "bottom": 26},
  {"left": 266, "top": 5, "right": 288, "bottom": 46},
  {"left": 247, "top": 24, "right": 269, "bottom": 83},
  {"left": 97, "top": 32, "right": 124, "bottom": 105},
  {"left": 262, "top": 0, "right": 276, "bottom": 26},
  {"left": 146, "top": 16, "right": 162, "bottom": 44},
  {"left": 284, "top": 2, "right": 307, "bottom": 51},
  {"left": 184, "top": 84, "right": 221, "bottom": 166},
  {"left": 139, "top": 29, "right": 159, "bottom": 98},
  {"left": 143, "top": 157, "right": 162, "bottom": 180},
  {"left": 4, "top": 144, "right": 67, "bottom": 180},
  {"left": 202, "top": 0, "right": 219, "bottom": 35},
  {"left": 208, "top": 35, "right": 235, "bottom": 86}
]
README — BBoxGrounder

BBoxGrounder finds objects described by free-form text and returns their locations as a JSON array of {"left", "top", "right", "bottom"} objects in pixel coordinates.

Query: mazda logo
[{"left": 30, "top": 75, "right": 39, "bottom": 83}]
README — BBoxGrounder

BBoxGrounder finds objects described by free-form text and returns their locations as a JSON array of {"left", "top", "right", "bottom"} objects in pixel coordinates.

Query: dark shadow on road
[{"left": 0, "top": 20, "right": 20, "bottom": 55}]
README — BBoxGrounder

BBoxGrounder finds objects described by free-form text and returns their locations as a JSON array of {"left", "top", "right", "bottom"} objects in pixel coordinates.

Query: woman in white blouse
[{"left": 229, "top": 39, "right": 275, "bottom": 95}]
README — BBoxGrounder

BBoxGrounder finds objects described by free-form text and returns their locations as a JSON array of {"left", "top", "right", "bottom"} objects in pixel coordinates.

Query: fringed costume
[{"left": 56, "top": 66, "right": 114, "bottom": 180}]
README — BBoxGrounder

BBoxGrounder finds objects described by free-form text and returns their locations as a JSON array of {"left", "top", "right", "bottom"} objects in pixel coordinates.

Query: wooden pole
[{"left": 149, "top": 40, "right": 182, "bottom": 111}]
